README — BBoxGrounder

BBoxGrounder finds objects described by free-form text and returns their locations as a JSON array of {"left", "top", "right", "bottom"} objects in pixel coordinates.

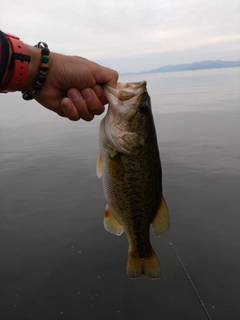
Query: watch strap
[{"left": 0, "top": 33, "right": 30, "bottom": 92}]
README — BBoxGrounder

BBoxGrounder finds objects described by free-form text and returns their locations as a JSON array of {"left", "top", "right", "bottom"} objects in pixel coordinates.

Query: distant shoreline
[{"left": 120, "top": 60, "right": 240, "bottom": 76}]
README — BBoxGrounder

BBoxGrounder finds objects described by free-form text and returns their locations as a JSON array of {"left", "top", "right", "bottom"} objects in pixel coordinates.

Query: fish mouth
[
  {"left": 101, "top": 81, "right": 148, "bottom": 154},
  {"left": 104, "top": 81, "right": 147, "bottom": 101}
]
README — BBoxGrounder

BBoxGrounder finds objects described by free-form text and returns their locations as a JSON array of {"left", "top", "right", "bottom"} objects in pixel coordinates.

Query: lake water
[{"left": 0, "top": 67, "right": 240, "bottom": 320}]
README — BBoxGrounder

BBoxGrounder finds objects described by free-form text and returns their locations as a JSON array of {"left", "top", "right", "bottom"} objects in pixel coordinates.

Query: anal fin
[
  {"left": 151, "top": 196, "right": 170, "bottom": 236},
  {"left": 104, "top": 205, "right": 124, "bottom": 236}
]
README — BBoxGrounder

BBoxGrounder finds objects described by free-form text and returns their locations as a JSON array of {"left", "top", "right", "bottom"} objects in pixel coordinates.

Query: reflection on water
[{"left": 0, "top": 68, "right": 240, "bottom": 320}]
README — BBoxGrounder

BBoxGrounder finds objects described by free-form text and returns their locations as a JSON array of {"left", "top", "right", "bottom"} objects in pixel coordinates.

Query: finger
[
  {"left": 93, "top": 66, "right": 119, "bottom": 88},
  {"left": 106, "top": 69, "right": 119, "bottom": 87},
  {"left": 81, "top": 87, "right": 105, "bottom": 115},
  {"left": 92, "top": 84, "right": 108, "bottom": 105},
  {"left": 61, "top": 97, "right": 80, "bottom": 121},
  {"left": 67, "top": 88, "right": 94, "bottom": 121},
  {"left": 56, "top": 110, "right": 67, "bottom": 118}
]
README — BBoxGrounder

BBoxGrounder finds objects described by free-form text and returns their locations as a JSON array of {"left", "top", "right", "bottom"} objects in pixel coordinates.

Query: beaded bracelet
[{"left": 22, "top": 42, "right": 50, "bottom": 100}]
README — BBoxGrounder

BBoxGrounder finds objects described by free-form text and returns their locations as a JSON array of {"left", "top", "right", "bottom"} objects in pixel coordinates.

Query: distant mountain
[{"left": 120, "top": 60, "right": 240, "bottom": 76}]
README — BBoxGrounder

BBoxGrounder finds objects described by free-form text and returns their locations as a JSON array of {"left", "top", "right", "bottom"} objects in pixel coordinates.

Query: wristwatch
[{"left": 0, "top": 33, "right": 30, "bottom": 92}]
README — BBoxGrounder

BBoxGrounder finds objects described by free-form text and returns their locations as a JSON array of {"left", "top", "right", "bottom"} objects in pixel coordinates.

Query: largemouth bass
[{"left": 97, "top": 81, "right": 169, "bottom": 279}]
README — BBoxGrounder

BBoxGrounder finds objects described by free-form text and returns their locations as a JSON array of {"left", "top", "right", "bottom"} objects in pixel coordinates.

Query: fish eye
[{"left": 139, "top": 103, "right": 149, "bottom": 114}]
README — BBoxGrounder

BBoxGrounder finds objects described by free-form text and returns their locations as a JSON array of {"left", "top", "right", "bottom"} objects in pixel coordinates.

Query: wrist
[
  {"left": 22, "top": 42, "right": 50, "bottom": 100},
  {"left": 21, "top": 44, "right": 42, "bottom": 92}
]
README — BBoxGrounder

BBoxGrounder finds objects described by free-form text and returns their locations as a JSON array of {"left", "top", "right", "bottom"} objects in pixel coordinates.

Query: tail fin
[{"left": 127, "top": 249, "right": 161, "bottom": 279}]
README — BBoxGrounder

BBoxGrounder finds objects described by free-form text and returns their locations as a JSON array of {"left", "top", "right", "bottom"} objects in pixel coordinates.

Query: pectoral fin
[
  {"left": 108, "top": 153, "right": 124, "bottom": 181},
  {"left": 151, "top": 196, "right": 170, "bottom": 236},
  {"left": 96, "top": 154, "right": 102, "bottom": 178},
  {"left": 104, "top": 205, "right": 124, "bottom": 236}
]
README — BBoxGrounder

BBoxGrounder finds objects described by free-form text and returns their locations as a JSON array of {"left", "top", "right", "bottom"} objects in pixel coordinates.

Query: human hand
[{"left": 22, "top": 45, "right": 118, "bottom": 121}]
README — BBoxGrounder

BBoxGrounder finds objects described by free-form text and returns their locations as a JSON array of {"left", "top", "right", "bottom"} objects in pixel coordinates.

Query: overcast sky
[{"left": 1, "top": 0, "right": 240, "bottom": 73}]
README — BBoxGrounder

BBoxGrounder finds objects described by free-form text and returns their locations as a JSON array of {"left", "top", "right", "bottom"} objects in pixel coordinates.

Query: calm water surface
[{"left": 0, "top": 68, "right": 240, "bottom": 320}]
